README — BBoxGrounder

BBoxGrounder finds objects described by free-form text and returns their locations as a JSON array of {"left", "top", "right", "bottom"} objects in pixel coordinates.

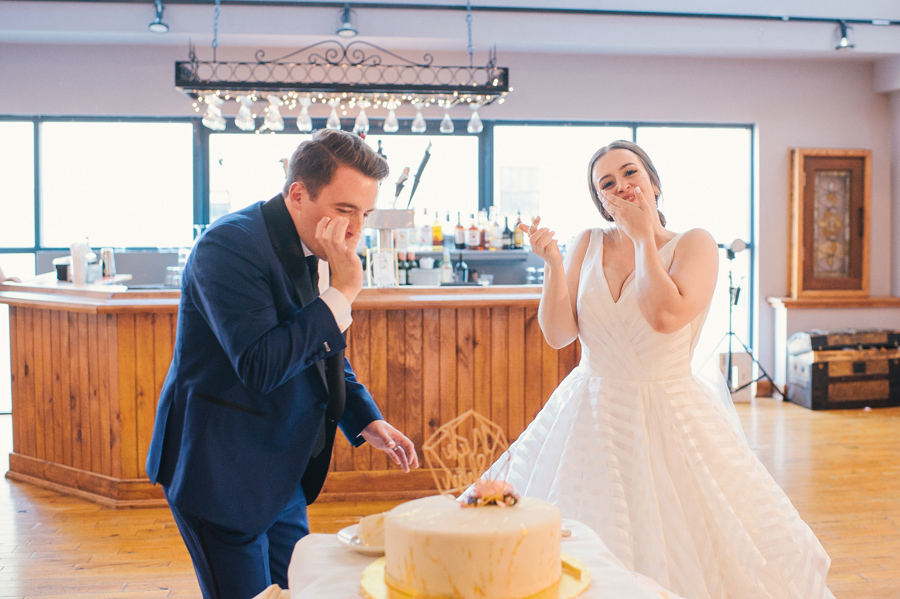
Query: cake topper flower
[
  {"left": 423, "top": 410, "right": 510, "bottom": 498},
  {"left": 462, "top": 478, "right": 520, "bottom": 507}
]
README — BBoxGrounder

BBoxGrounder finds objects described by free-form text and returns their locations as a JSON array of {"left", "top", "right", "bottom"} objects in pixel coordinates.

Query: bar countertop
[{"left": 0, "top": 274, "right": 543, "bottom": 312}]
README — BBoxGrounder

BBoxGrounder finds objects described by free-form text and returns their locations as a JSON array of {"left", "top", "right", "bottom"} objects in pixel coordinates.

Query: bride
[{"left": 480, "top": 140, "right": 834, "bottom": 599}]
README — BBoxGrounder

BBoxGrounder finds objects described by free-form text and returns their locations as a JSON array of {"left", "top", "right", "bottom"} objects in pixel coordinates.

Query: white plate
[{"left": 336, "top": 524, "right": 385, "bottom": 556}]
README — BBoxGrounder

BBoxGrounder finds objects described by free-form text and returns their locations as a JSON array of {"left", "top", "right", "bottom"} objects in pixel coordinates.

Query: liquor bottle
[
  {"left": 490, "top": 209, "right": 504, "bottom": 250},
  {"left": 443, "top": 211, "right": 453, "bottom": 249},
  {"left": 432, "top": 211, "right": 444, "bottom": 251},
  {"left": 513, "top": 210, "right": 525, "bottom": 249},
  {"left": 397, "top": 251, "right": 408, "bottom": 286},
  {"left": 502, "top": 216, "right": 513, "bottom": 250},
  {"left": 479, "top": 209, "right": 490, "bottom": 250},
  {"left": 441, "top": 248, "right": 454, "bottom": 283},
  {"left": 465, "top": 213, "right": 481, "bottom": 250},
  {"left": 454, "top": 212, "right": 466, "bottom": 250},
  {"left": 419, "top": 208, "right": 432, "bottom": 250},
  {"left": 454, "top": 253, "right": 469, "bottom": 284}
]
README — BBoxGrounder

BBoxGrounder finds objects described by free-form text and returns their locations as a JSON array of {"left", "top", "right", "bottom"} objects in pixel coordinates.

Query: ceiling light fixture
[
  {"left": 148, "top": 0, "right": 169, "bottom": 34},
  {"left": 835, "top": 20, "right": 855, "bottom": 50},
  {"left": 336, "top": 3, "right": 358, "bottom": 38},
  {"left": 176, "top": 0, "right": 510, "bottom": 134}
]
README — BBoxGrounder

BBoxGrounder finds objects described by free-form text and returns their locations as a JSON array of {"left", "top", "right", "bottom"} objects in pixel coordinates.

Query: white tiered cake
[{"left": 383, "top": 494, "right": 562, "bottom": 599}]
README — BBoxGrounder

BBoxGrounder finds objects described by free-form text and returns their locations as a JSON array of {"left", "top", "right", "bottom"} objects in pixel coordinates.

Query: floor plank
[{"left": 1, "top": 400, "right": 899, "bottom": 598}]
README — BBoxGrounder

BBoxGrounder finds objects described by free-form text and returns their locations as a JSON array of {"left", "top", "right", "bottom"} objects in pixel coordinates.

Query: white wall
[{"left": 0, "top": 43, "right": 895, "bottom": 373}]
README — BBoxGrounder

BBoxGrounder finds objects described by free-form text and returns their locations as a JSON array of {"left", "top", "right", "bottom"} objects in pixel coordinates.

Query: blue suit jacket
[{"left": 146, "top": 198, "right": 382, "bottom": 534}]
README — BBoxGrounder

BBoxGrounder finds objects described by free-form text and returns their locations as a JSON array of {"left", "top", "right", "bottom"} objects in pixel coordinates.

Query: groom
[{"left": 146, "top": 129, "right": 418, "bottom": 599}]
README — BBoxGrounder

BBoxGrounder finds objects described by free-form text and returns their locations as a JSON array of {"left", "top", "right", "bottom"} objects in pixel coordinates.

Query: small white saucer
[{"left": 336, "top": 524, "right": 385, "bottom": 557}]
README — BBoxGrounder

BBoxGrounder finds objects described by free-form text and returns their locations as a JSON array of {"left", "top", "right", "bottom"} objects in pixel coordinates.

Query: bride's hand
[
  {"left": 519, "top": 216, "right": 563, "bottom": 267},
  {"left": 601, "top": 187, "right": 656, "bottom": 243}
]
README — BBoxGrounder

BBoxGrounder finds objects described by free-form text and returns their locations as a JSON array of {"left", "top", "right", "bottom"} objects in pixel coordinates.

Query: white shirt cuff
[{"left": 319, "top": 287, "right": 353, "bottom": 332}]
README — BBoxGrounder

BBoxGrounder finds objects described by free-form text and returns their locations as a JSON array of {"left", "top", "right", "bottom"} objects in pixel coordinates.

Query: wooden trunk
[{"left": 787, "top": 347, "right": 900, "bottom": 410}]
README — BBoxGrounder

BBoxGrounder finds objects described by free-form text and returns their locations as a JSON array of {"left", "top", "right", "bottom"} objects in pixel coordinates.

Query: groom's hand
[{"left": 360, "top": 420, "right": 420, "bottom": 473}]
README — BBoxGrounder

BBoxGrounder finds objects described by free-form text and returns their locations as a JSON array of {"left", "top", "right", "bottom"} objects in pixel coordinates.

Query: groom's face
[{"left": 288, "top": 165, "right": 378, "bottom": 259}]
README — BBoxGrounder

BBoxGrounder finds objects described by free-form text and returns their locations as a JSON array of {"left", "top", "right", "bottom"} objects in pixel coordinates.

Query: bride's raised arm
[
  {"left": 522, "top": 219, "right": 591, "bottom": 349},
  {"left": 633, "top": 227, "right": 718, "bottom": 334}
]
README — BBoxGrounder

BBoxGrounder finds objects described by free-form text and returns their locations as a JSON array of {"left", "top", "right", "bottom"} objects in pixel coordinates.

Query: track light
[
  {"left": 835, "top": 20, "right": 854, "bottom": 50},
  {"left": 336, "top": 4, "right": 357, "bottom": 38},
  {"left": 148, "top": 0, "right": 169, "bottom": 34}
]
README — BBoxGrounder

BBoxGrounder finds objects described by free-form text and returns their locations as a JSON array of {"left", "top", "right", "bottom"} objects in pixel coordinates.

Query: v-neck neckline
[{"left": 600, "top": 231, "right": 681, "bottom": 305}]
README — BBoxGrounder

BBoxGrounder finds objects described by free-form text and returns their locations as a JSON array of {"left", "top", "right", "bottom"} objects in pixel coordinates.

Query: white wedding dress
[{"left": 482, "top": 229, "right": 834, "bottom": 599}]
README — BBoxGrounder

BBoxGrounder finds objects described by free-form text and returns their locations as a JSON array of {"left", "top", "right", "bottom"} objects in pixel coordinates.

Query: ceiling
[{"left": 3, "top": 0, "right": 900, "bottom": 61}]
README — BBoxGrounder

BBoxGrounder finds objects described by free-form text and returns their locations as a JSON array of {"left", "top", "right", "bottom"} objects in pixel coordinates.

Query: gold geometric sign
[{"left": 422, "top": 410, "right": 509, "bottom": 498}]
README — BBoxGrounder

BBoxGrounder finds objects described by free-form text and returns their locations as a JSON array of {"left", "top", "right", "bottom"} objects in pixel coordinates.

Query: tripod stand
[{"left": 717, "top": 242, "right": 784, "bottom": 399}]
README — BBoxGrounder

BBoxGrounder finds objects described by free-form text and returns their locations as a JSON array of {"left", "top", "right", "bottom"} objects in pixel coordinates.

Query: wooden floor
[{"left": 0, "top": 400, "right": 898, "bottom": 598}]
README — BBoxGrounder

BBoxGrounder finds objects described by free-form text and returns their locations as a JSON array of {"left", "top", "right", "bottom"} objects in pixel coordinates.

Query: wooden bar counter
[{"left": 0, "top": 277, "right": 579, "bottom": 507}]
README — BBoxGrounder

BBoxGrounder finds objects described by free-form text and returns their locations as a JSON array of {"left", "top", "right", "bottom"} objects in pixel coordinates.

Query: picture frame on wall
[{"left": 788, "top": 148, "right": 871, "bottom": 298}]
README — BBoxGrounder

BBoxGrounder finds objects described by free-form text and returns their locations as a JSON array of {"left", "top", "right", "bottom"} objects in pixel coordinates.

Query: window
[
  {"left": 0, "top": 121, "right": 36, "bottom": 247},
  {"left": 493, "top": 124, "right": 633, "bottom": 246},
  {"left": 636, "top": 126, "right": 753, "bottom": 355},
  {"left": 209, "top": 129, "right": 479, "bottom": 225},
  {"left": 41, "top": 121, "right": 194, "bottom": 248}
]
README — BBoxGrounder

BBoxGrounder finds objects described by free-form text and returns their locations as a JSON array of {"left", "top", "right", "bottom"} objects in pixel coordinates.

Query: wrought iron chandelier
[{"left": 177, "top": 0, "right": 510, "bottom": 135}]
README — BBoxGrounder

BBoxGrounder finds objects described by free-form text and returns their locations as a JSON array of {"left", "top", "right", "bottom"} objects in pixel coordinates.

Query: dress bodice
[{"left": 575, "top": 229, "right": 709, "bottom": 382}]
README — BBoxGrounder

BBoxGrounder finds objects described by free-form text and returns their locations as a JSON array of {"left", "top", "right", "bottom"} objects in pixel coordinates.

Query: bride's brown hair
[{"left": 587, "top": 140, "right": 666, "bottom": 227}]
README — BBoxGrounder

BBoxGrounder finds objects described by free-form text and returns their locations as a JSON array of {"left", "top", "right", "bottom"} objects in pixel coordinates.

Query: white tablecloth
[{"left": 287, "top": 519, "right": 686, "bottom": 599}]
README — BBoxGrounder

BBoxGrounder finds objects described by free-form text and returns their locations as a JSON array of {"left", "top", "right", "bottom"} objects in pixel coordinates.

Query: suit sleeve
[
  {"left": 338, "top": 357, "right": 384, "bottom": 447},
  {"left": 187, "top": 220, "right": 347, "bottom": 396}
]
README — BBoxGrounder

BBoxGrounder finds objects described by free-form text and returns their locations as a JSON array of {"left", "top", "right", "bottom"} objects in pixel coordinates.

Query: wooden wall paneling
[
  {"left": 76, "top": 313, "right": 91, "bottom": 472},
  {"left": 523, "top": 308, "right": 543, "bottom": 424},
  {"left": 455, "top": 308, "right": 475, "bottom": 419},
  {"left": 96, "top": 315, "right": 113, "bottom": 476},
  {"left": 116, "top": 314, "right": 138, "bottom": 479},
  {"left": 147, "top": 313, "right": 173, "bottom": 478},
  {"left": 368, "top": 310, "right": 387, "bottom": 471},
  {"left": 33, "top": 310, "right": 47, "bottom": 461},
  {"left": 421, "top": 309, "right": 441, "bottom": 440},
  {"left": 438, "top": 309, "right": 458, "bottom": 440},
  {"left": 49, "top": 311, "right": 63, "bottom": 465},
  {"left": 9, "top": 307, "right": 23, "bottom": 454},
  {"left": 22, "top": 309, "right": 37, "bottom": 457},
  {"left": 472, "top": 307, "right": 491, "bottom": 424},
  {"left": 351, "top": 310, "right": 373, "bottom": 473},
  {"left": 335, "top": 311, "right": 367, "bottom": 473},
  {"left": 558, "top": 342, "right": 577, "bottom": 384},
  {"left": 106, "top": 315, "right": 122, "bottom": 479},
  {"left": 490, "top": 307, "right": 509, "bottom": 433},
  {"left": 507, "top": 307, "right": 526, "bottom": 441},
  {"left": 133, "top": 314, "right": 156, "bottom": 479},
  {"left": 404, "top": 310, "right": 424, "bottom": 451},
  {"left": 386, "top": 310, "right": 407, "bottom": 460},
  {"left": 58, "top": 311, "right": 73, "bottom": 467},
  {"left": 87, "top": 313, "right": 103, "bottom": 474}
]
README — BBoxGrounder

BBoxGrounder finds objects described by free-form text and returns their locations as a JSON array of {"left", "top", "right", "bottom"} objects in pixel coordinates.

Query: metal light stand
[{"left": 718, "top": 242, "right": 784, "bottom": 399}]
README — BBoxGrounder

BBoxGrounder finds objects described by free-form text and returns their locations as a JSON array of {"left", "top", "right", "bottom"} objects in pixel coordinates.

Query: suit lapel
[{"left": 260, "top": 194, "right": 328, "bottom": 389}]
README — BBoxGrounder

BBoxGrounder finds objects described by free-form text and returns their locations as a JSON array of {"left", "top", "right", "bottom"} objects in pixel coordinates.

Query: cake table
[{"left": 288, "top": 519, "right": 685, "bottom": 599}]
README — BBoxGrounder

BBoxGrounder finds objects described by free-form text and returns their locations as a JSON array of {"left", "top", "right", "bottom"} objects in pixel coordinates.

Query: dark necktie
[{"left": 306, "top": 254, "right": 319, "bottom": 294}]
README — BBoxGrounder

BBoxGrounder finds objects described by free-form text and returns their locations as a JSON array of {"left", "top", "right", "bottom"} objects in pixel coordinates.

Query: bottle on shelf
[
  {"left": 432, "top": 211, "right": 444, "bottom": 251},
  {"left": 454, "top": 252, "right": 469, "bottom": 284},
  {"left": 502, "top": 215, "right": 513, "bottom": 250},
  {"left": 454, "top": 211, "right": 466, "bottom": 250},
  {"left": 441, "top": 248, "right": 454, "bottom": 283},
  {"left": 479, "top": 209, "right": 490, "bottom": 250},
  {"left": 513, "top": 210, "right": 525, "bottom": 249},
  {"left": 465, "top": 213, "right": 481, "bottom": 251},
  {"left": 490, "top": 208, "right": 504, "bottom": 250},
  {"left": 443, "top": 211, "right": 454, "bottom": 249},
  {"left": 419, "top": 208, "right": 432, "bottom": 250},
  {"left": 397, "top": 251, "right": 408, "bottom": 286}
]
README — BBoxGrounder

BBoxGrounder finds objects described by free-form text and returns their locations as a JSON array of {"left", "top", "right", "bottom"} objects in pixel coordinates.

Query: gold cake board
[{"left": 360, "top": 554, "right": 590, "bottom": 599}]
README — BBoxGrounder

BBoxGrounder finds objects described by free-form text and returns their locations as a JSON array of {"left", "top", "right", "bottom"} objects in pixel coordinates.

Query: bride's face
[{"left": 591, "top": 148, "right": 660, "bottom": 205}]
